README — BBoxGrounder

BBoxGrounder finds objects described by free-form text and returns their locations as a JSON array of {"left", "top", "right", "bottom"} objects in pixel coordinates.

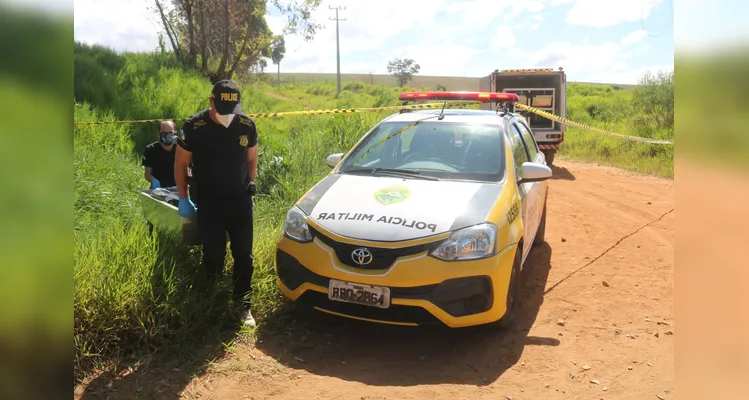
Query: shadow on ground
[
  {"left": 254, "top": 242, "right": 556, "bottom": 387},
  {"left": 551, "top": 164, "right": 576, "bottom": 181},
  {"left": 76, "top": 227, "right": 245, "bottom": 400},
  {"left": 76, "top": 241, "right": 555, "bottom": 397}
]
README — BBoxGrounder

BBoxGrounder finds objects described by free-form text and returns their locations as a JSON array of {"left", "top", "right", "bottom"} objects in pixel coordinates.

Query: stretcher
[{"left": 138, "top": 186, "right": 202, "bottom": 245}]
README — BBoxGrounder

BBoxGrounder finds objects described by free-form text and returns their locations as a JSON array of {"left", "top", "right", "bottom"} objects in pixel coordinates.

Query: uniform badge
[
  {"left": 373, "top": 185, "right": 411, "bottom": 205},
  {"left": 239, "top": 135, "right": 249, "bottom": 147}
]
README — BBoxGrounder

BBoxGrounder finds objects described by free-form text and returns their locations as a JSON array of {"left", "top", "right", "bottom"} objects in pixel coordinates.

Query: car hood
[{"left": 296, "top": 173, "right": 504, "bottom": 242}]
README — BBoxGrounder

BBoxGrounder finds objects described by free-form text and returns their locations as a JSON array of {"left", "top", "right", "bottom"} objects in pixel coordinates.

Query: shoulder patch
[
  {"left": 193, "top": 119, "right": 207, "bottom": 130},
  {"left": 239, "top": 135, "right": 249, "bottom": 147},
  {"left": 184, "top": 109, "right": 209, "bottom": 130},
  {"left": 239, "top": 115, "right": 254, "bottom": 128}
]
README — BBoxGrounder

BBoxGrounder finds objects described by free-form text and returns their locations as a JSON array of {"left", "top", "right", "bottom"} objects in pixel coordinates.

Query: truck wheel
[{"left": 543, "top": 149, "right": 556, "bottom": 167}]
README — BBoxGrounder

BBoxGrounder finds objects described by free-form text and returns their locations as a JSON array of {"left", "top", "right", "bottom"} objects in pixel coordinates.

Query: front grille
[
  {"left": 275, "top": 249, "right": 438, "bottom": 297},
  {"left": 309, "top": 226, "right": 432, "bottom": 270}
]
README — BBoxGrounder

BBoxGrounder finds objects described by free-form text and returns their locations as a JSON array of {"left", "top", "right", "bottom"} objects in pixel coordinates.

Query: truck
[{"left": 478, "top": 67, "right": 566, "bottom": 166}]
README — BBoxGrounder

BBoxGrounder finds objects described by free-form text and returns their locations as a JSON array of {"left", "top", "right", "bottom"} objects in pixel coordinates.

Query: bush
[
  {"left": 305, "top": 84, "right": 332, "bottom": 96},
  {"left": 342, "top": 80, "right": 365, "bottom": 92}
]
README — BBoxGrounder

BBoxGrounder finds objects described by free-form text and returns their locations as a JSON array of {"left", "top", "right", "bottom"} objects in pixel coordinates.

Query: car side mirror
[
  {"left": 518, "top": 162, "right": 553, "bottom": 184},
  {"left": 325, "top": 153, "right": 344, "bottom": 168}
]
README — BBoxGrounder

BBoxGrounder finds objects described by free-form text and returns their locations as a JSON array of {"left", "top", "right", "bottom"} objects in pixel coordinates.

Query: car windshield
[{"left": 338, "top": 119, "right": 506, "bottom": 182}]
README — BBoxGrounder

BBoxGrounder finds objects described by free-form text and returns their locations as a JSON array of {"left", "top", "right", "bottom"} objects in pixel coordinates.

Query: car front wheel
[{"left": 491, "top": 245, "right": 523, "bottom": 329}]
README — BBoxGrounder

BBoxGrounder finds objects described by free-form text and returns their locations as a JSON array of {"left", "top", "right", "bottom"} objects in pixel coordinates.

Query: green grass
[
  {"left": 257, "top": 76, "right": 435, "bottom": 109},
  {"left": 73, "top": 43, "right": 674, "bottom": 381},
  {"left": 558, "top": 82, "right": 674, "bottom": 177},
  {"left": 558, "top": 127, "right": 674, "bottom": 177}
]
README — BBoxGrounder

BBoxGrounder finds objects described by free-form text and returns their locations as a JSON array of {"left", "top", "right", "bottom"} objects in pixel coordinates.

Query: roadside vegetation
[
  {"left": 73, "top": 42, "right": 673, "bottom": 382},
  {"left": 560, "top": 74, "right": 674, "bottom": 177},
  {"left": 260, "top": 72, "right": 674, "bottom": 177}
]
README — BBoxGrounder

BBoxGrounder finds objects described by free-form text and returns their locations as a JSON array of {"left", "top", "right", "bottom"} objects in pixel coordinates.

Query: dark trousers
[{"left": 196, "top": 192, "right": 254, "bottom": 307}]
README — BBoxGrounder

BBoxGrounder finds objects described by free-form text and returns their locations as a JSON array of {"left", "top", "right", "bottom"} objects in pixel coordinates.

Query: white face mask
[{"left": 215, "top": 113, "right": 235, "bottom": 128}]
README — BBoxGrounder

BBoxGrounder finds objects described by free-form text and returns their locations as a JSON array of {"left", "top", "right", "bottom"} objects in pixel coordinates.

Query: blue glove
[
  {"left": 150, "top": 179, "right": 161, "bottom": 189},
  {"left": 178, "top": 197, "right": 197, "bottom": 217}
]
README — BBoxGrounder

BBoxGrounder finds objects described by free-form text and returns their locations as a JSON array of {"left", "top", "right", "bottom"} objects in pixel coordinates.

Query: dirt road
[{"left": 78, "top": 158, "right": 675, "bottom": 400}]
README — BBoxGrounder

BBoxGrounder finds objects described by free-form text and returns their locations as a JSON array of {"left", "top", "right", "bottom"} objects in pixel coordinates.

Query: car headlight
[
  {"left": 430, "top": 223, "right": 497, "bottom": 261},
  {"left": 284, "top": 206, "right": 313, "bottom": 243}
]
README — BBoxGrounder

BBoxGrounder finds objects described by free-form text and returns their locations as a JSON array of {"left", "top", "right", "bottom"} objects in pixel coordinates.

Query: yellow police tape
[
  {"left": 73, "top": 99, "right": 672, "bottom": 145},
  {"left": 514, "top": 103, "right": 674, "bottom": 145},
  {"left": 72, "top": 102, "right": 477, "bottom": 126}
]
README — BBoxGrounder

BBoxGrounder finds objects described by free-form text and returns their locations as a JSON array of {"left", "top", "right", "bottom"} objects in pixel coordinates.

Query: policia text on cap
[{"left": 174, "top": 80, "right": 259, "bottom": 327}]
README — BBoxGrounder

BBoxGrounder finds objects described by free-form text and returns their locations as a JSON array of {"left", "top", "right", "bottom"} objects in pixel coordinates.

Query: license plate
[{"left": 328, "top": 279, "right": 391, "bottom": 309}]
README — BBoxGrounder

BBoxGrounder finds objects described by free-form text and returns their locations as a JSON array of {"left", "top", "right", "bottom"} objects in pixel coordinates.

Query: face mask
[
  {"left": 215, "top": 113, "right": 235, "bottom": 128},
  {"left": 159, "top": 133, "right": 177, "bottom": 145}
]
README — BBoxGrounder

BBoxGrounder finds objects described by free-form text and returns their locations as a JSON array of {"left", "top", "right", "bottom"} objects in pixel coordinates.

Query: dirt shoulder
[{"left": 76, "top": 158, "right": 675, "bottom": 400}]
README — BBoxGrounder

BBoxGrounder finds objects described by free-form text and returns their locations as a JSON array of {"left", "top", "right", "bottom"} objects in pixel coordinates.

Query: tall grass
[{"left": 74, "top": 44, "right": 673, "bottom": 381}]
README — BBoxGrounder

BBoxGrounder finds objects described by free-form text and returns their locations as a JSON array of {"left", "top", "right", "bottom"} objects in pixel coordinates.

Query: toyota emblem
[{"left": 351, "top": 248, "right": 373, "bottom": 265}]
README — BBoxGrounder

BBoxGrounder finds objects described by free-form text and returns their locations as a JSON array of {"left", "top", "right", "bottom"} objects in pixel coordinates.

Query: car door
[
  {"left": 508, "top": 121, "right": 534, "bottom": 264},
  {"left": 511, "top": 120, "right": 544, "bottom": 264},
  {"left": 517, "top": 120, "right": 548, "bottom": 227}
]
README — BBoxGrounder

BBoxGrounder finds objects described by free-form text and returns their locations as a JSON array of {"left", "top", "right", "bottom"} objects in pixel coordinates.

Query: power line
[{"left": 329, "top": 5, "right": 346, "bottom": 95}]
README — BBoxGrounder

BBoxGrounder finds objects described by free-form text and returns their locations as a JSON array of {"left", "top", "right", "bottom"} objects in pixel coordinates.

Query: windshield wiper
[
  {"left": 342, "top": 167, "right": 373, "bottom": 175},
  {"left": 371, "top": 168, "right": 439, "bottom": 181}
]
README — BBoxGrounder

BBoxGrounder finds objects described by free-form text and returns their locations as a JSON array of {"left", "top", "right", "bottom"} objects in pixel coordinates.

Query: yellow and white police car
[{"left": 275, "top": 91, "right": 552, "bottom": 328}]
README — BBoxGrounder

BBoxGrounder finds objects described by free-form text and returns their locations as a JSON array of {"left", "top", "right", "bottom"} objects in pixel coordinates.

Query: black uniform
[
  {"left": 177, "top": 109, "right": 258, "bottom": 303},
  {"left": 141, "top": 142, "right": 176, "bottom": 187}
]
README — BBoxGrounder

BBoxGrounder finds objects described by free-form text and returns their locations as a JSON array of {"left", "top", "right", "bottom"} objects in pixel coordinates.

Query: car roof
[{"left": 380, "top": 108, "right": 511, "bottom": 125}]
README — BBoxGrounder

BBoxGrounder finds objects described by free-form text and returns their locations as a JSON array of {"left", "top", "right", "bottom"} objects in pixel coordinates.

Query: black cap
[{"left": 211, "top": 79, "right": 242, "bottom": 115}]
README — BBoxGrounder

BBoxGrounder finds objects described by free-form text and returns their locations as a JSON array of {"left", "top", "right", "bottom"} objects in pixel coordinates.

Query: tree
[
  {"left": 198, "top": 0, "right": 208, "bottom": 71},
  {"left": 215, "top": 0, "right": 231, "bottom": 77},
  {"left": 269, "top": 0, "right": 322, "bottom": 41},
  {"left": 269, "top": 35, "right": 285, "bottom": 87},
  {"left": 255, "top": 58, "right": 268, "bottom": 74},
  {"left": 270, "top": 35, "right": 286, "bottom": 66},
  {"left": 152, "top": 0, "right": 321, "bottom": 80},
  {"left": 154, "top": 0, "right": 182, "bottom": 58},
  {"left": 387, "top": 58, "right": 420, "bottom": 86},
  {"left": 632, "top": 70, "right": 674, "bottom": 130}
]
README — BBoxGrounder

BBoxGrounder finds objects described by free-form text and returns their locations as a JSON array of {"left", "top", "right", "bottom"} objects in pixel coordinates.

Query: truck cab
[{"left": 479, "top": 67, "right": 566, "bottom": 166}]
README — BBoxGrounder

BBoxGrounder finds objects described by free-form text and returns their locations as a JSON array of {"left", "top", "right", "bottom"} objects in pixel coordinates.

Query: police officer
[
  {"left": 142, "top": 120, "right": 178, "bottom": 189},
  {"left": 174, "top": 80, "right": 259, "bottom": 327}
]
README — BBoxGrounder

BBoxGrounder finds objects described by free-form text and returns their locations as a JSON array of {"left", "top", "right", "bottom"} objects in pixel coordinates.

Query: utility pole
[{"left": 329, "top": 5, "right": 346, "bottom": 95}]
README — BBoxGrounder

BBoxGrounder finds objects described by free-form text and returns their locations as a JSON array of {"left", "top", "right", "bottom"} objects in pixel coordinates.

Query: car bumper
[{"left": 274, "top": 232, "right": 518, "bottom": 328}]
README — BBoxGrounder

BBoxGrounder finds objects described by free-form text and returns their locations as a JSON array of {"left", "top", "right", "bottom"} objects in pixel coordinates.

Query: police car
[{"left": 275, "top": 91, "right": 552, "bottom": 328}]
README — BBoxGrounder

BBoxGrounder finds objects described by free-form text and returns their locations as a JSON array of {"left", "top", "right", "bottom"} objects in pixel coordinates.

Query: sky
[{"left": 58, "top": 0, "right": 744, "bottom": 84}]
